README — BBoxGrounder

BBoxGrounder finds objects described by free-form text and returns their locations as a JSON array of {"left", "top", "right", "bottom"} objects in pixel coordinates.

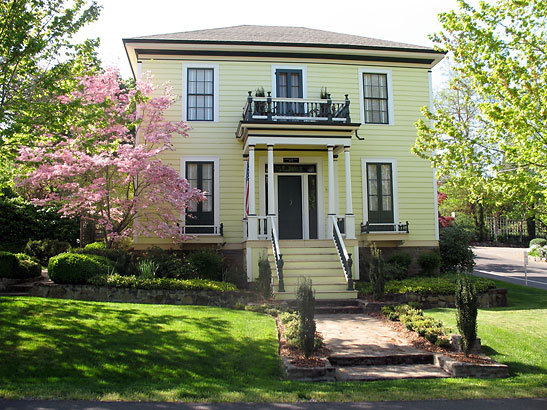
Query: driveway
[{"left": 472, "top": 246, "right": 547, "bottom": 290}]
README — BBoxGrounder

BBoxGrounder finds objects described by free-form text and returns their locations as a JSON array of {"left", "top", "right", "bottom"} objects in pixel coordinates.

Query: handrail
[
  {"left": 330, "top": 215, "right": 354, "bottom": 290},
  {"left": 270, "top": 216, "right": 284, "bottom": 292}
]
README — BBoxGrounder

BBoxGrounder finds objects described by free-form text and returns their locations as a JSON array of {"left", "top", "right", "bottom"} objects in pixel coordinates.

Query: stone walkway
[{"left": 315, "top": 313, "right": 450, "bottom": 381}]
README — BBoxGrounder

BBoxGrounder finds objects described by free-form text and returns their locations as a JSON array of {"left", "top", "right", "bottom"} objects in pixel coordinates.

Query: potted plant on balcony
[
  {"left": 320, "top": 87, "right": 329, "bottom": 117},
  {"left": 254, "top": 87, "right": 266, "bottom": 115}
]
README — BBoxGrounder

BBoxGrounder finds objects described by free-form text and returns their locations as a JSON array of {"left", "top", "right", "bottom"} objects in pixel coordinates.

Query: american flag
[{"left": 244, "top": 161, "right": 250, "bottom": 218}]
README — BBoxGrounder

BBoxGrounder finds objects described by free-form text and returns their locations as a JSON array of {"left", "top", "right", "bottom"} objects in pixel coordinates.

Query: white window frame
[
  {"left": 182, "top": 63, "right": 219, "bottom": 122},
  {"left": 271, "top": 65, "right": 307, "bottom": 98},
  {"left": 180, "top": 156, "right": 220, "bottom": 232},
  {"left": 358, "top": 67, "right": 394, "bottom": 125},
  {"left": 361, "top": 157, "right": 399, "bottom": 227}
]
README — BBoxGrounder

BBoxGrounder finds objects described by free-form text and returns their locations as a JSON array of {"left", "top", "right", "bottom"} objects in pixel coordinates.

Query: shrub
[
  {"left": 417, "top": 251, "right": 441, "bottom": 276},
  {"left": 439, "top": 226, "right": 475, "bottom": 272},
  {"left": 455, "top": 275, "right": 478, "bottom": 356},
  {"left": 48, "top": 253, "right": 113, "bottom": 284},
  {"left": 14, "top": 253, "right": 41, "bottom": 278},
  {"left": 383, "top": 252, "right": 412, "bottom": 280},
  {"left": 297, "top": 278, "right": 316, "bottom": 358},
  {"left": 355, "top": 274, "right": 495, "bottom": 296},
  {"left": 24, "top": 239, "right": 71, "bottom": 266},
  {"left": 72, "top": 247, "right": 137, "bottom": 276},
  {"left": 369, "top": 244, "right": 385, "bottom": 300},
  {"left": 84, "top": 241, "right": 106, "bottom": 250},
  {"left": 141, "top": 247, "right": 193, "bottom": 278},
  {"left": 137, "top": 259, "right": 159, "bottom": 279},
  {"left": 87, "top": 274, "right": 237, "bottom": 292},
  {"left": 187, "top": 250, "right": 224, "bottom": 281},
  {"left": 0, "top": 251, "right": 19, "bottom": 278},
  {"left": 529, "top": 238, "right": 547, "bottom": 247},
  {"left": 257, "top": 253, "right": 272, "bottom": 298},
  {"left": 223, "top": 266, "right": 248, "bottom": 289}
]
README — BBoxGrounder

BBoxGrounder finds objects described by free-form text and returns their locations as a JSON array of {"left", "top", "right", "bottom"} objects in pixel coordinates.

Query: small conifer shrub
[
  {"left": 257, "top": 253, "right": 272, "bottom": 298},
  {"left": 369, "top": 244, "right": 385, "bottom": 300},
  {"left": 455, "top": 275, "right": 478, "bottom": 356},
  {"left": 296, "top": 277, "right": 316, "bottom": 358}
]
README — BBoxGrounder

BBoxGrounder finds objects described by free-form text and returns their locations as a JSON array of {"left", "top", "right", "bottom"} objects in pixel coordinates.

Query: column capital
[
  {"left": 344, "top": 146, "right": 351, "bottom": 152},
  {"left": 267, "top": 144, "right": 274, "bottom": 149},
  {"left": 327, "top": 145, "right": 334, "bottom": 151},
  {"left": 249, "top": 144, "right": 256, "bottom": 150}
]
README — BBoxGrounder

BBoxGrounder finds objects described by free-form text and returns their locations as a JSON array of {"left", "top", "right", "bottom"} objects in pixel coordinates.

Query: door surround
[{"left": 259, "top": 155, "right": 325, "bottom": 240}]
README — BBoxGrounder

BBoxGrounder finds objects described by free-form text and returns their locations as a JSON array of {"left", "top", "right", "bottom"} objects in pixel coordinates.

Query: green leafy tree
[
  {"left": 414, "top": 0, "right": 547, "bottom": 230},
  {"left": 0, "top": 0, "right": 101, "bottom": 168}
]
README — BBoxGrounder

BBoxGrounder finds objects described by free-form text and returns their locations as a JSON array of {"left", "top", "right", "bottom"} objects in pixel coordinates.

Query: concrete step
[
  {"left": 328, "top": 353, "right": 435, "bottom": 367},
  {"left": 274, "top": 253, "right": 340, "bottom": 262},
  {"left": 281, "top": 267, "right": 343, "bottom": 276},
  {"left": 274, "top": 275, "right": 347, "bottom": 285},
  {"left": 274, "top": 289, "right": 359, "bottom": 301},
  {"left": 278, "top": 239, "right": 334, "bottom": 248},
  {"left": 335, "top": 364, "right": 450, "bottom": 381},
  {"left": 282, "top": 260, "right": 342, "bottom": 270},
  {"left": 274, "top": 283, "right": 351, "bottom": 293},
  {"left": 316, "top": 305, "right": 363, "bottom": 314}
]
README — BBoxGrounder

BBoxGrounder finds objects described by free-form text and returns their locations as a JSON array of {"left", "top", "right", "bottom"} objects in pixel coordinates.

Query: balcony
[{"left": 236, "top": 92, "right": 360, "bottom": 144}]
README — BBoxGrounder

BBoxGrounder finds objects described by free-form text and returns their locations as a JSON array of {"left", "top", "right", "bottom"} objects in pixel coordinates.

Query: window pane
[
  {"left": 369, "top": 196, "right": 378, "bottom": 211},
  {"left": 197, "top": 69, "right": 204, "bottom": 81},
  {"left": 202, "top": 197, "right": 212, "bottom": 212},
  {"left": 368, "top": 164, "right": 376, "bottom": 178},
  {"left": 188, "top": 200, "right": 198, "bottom": 212},
  {"left": 382, "top": 180, "right": 391, "bottom": 195},
  {"left": 202, "top": 180, "right": 213, "bottom": 193},
  {"left": 205, "top": 69, "right": 213, "bottom": 81},
  {"left": 188, "top": 69, "right": 196, "bottom": 81},
  {"left": 205, "top": 108, "right": 213, "bottom": 120},
  {"left": 382, "top": 195, "right": 392, "bottom": 211},
  {"left": 368, "top": 179, "right": 378, "bottom": 195},
  {"left": 202, "top": 163, "right": 213, "bottom": 179},
  {"left": 381, "top": 164, "right": 391, "bottom": 180},
  {"left": 187, "top": 163, "right": 198, "bottom": 180}
]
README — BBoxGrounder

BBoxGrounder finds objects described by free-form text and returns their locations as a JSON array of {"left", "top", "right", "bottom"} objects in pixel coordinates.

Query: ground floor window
[{"left": 185, "top": 160, "right": 216, "bottom": 234}]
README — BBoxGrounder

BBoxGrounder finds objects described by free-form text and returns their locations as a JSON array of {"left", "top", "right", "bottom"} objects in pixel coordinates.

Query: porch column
[
  {"left": 344, "top": 146, "right": 355, "bottom": 239},
  {"left": 327, "top": 145, "right": 335, "bottom": 238},
  {"left": 267, "top": 145, "right": 275, "bottom": 217},
  {"left": 247, "top": 145, "right": 258, "bottom": 240}
]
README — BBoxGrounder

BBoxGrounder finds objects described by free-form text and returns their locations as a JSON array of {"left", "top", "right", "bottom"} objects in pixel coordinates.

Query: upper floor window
[
  {"left": 363, "top": 73, "right": 388, "bottom": 124},
  {"left": 358, "top": 68, "right": 393, "bottom": 125},
  {"left": 276, "top": 69, "right": 303, "bottom": 98},
  {"left": 182, "top": 64, "right": 219, "bottom": 122},
  {"left": 187, "top": 68, "right": 214, "bottom": 121}
]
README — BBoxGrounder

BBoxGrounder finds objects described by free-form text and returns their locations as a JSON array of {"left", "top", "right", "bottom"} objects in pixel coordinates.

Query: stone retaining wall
[
  {"left": 387, "top": 288, "right": 507, "bottom": 308},
  {"left": 30, "top": 283, "right": 259, "bottom": 307}
]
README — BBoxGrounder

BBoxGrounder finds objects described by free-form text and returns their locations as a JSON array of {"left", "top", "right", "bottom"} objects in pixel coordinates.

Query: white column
[
  {"left": 267, "top": 145, "right": 275, "bottom": 217},
  {"left": 344, "top": 146, "right": 355, "bottom": 239},
  {"left": 247, "top": 146, "right": 257, "bottom": 240},
  {"left": 327, "top": 146, "right": 335, "bottom": 238}
]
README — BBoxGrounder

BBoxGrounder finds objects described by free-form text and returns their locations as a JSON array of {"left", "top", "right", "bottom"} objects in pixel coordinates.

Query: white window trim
[
  {"left": 271, "top": 65, "right": 307, "bottom": 98},
  {"left": 182, "top": 63, "right": 219, "bottom": 122},
  {"left": 361, "top": 157, "right": 399, "bottom": 226},
  {"left": 358, "top": 67, "right": 394, "bottom": 126},
  {"left": 180, "top": 156, "right": 220, "bottom": 231}
]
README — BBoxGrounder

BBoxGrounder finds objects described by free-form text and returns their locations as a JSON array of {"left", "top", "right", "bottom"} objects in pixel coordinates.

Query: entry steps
[{"left": 268, "top": 240, "right": 358, "bottom": 301}]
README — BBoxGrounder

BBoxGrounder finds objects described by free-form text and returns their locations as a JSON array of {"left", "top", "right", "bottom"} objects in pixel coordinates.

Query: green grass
[{"left": 0, "top": 282, "right": 546, "bottom": 402}]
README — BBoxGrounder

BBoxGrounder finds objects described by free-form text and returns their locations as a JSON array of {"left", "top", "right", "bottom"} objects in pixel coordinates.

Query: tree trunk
[
  {"left": 478, "top": 204, "right": 485, "bottom": 242},
  {"left": 527, "top": 217, "right": 536, "bottom": 242}
]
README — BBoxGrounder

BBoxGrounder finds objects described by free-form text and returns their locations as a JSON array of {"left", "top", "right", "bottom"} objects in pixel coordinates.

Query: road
[
  {"left": 0, "top": 399, "right": 546, "bottom": 410},
  {"left": 472, "top": 246, "right": 547, "bottom": 290}
]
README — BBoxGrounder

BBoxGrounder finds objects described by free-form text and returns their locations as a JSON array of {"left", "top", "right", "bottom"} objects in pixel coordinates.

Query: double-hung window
[
  {"left": 363, "top": 73, "right": 389, "bottom": 124},
  {"left": 187, "top": 68, "right": 214, "bottom": 121},
  {"left": 359, "top": 68, "right": 393, "bottom": 125},
  {"left": 185, "top": 161, "right": 215, "bottom": 233}
]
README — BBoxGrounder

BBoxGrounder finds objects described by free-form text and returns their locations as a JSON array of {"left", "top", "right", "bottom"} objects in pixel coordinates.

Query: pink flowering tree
[{"left": 16, "top": 68, "right": 204, "bottom": 248}]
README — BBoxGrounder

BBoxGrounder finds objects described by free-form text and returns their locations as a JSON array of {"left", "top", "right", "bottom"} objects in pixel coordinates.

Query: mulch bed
[
  {"left": 276, "top": 317, "right": 330, "bottom": 368},
  {"left": 370, "top": 312, "right": 494, "bottom": 365}
]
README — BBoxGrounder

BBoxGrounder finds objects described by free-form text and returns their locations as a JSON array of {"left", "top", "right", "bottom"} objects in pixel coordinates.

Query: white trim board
[
  {"left": 361, "top": 157, "right": 399, "bottom": 225},
  {"left": 358, "top": 67, "right": 395, "bottom": 126},
  {"left": 182, "top": 63, "right": 220, "bottom": 122},
  {"left": 180, "top": 156, "right": 221, "bottom": 229}
]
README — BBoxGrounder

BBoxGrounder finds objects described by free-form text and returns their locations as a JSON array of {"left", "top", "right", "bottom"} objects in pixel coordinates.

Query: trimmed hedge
[
  {"left": 0, "top": 251, "right": 41, "bottom": 279},
  {"left": 87, "top": 274, "right": 238, "bottom": 292},
  {"left": 529, "top": 238, "right": 547, "bottom": 247},
  {"left": 24, "top": 239, "right": 71, "bottom": 266},
  {"left": 84, "top": 242, "right": 106, "bottom": 250},
  {"left": 356, "top": 274, "right": 496, "bottom": 296},
  {"left": 48, "top": 253, "right": 114, "bottom": 284}
]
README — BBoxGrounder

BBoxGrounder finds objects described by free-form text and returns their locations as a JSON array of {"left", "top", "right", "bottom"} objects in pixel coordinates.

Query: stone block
[
  {"left": 435, "top": 354, "right": 509, "bottom": 378},
  {"left": 449, "top": 334, "right": 482, "bottom": 354}
]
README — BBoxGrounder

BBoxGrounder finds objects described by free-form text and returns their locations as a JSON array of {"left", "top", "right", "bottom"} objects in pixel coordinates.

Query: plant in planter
[
  {"left": 254, "top": 87, "right": 266, "bottom": 115},
  {"left": 319, "top": 87, "right": 329, "bottom": 117}
]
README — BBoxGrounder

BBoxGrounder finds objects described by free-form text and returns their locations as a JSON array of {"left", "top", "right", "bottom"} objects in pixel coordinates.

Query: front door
[{"left": 278, "top": 175, "right": 303, "bottom": 239}]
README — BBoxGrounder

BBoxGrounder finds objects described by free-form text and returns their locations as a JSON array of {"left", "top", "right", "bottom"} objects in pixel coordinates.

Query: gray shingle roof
[{"left": 128, "top": 25, "right": 433, "bottom": 51}]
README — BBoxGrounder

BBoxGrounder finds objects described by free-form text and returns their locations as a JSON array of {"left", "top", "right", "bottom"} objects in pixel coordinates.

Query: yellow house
[{"left": 123, "top": 25, "right": 445, "bottom": 300}]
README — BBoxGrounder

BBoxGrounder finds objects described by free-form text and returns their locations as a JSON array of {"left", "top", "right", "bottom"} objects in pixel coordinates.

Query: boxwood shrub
[
  {"left": 24, "top": 239, "right": 71, "bottom": 266},
  {"left": 71, "top": 247, "right": 136, "bottom": 275},
  {"left": 48, "top": 253, "right": 114, "bottom": 284},
  {"left": 87, "top": 274, "right": 237, "bottom": 292},
  {"left": 0, "top": 251, "right": 19, "bottom": 278},
  {"left": 0, "top": 251, "right": 42, "bottom": 279}
]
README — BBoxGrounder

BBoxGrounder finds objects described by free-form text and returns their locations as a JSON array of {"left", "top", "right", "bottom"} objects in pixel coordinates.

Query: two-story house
[{"left": 123, "top": 25, "right": 445, "bottom": 300}]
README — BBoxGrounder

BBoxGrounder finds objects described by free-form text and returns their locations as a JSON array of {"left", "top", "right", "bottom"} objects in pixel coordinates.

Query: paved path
[
  {"left": 315, "top": 313, "right": 421, "bottom": 356},
  {"left": 473, "top": 246, "right": 547, "bottom": 290},
  {"left": 1, "top": 399, "right": 546, "bottom": 410}
]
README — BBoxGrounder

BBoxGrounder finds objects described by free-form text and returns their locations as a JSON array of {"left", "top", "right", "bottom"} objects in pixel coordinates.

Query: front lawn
[{"left": 0, "top": 285, "right": 545, "bottom": 402}]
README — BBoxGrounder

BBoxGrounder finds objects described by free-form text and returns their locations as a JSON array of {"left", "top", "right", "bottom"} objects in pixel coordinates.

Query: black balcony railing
[
  {"left": 242, "top": 91, "right": 351, "bottom": 124},
  {"left": 361, "top": 221, "right": 410, "bottom": 234}
]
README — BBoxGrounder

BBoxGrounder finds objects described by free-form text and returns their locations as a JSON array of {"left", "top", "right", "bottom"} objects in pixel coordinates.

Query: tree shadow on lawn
[{"left": 0, "top": 298, "right": 282, "bottom": 398}]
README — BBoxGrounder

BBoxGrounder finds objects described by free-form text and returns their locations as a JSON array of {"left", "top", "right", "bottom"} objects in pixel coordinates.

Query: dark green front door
[{"left": 278, "top": 175, "right": 302, "bottom": 239}]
